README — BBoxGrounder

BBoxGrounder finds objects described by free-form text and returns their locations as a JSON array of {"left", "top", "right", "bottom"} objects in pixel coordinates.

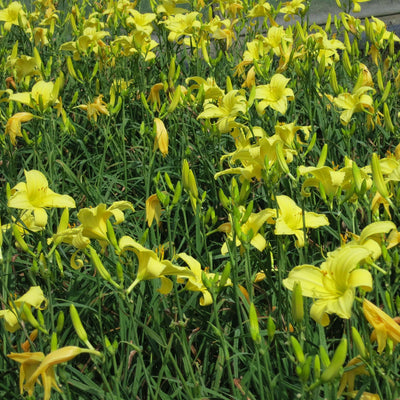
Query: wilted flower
[
  {"left": 5, "top": 112, "right": 34, "bottom": 146},
  {"left": 77, "top": 94, "right": 110, "bottom": 122}
]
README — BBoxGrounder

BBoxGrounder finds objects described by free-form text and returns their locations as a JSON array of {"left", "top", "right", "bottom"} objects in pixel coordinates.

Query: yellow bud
[
  {"left": 67, "top": 56, "right": 79, "bottom": 81},
  {"left": 371, "top": 153, "right": 390, "bottom": 199},
  {"left": 153, "top": 118, "right": 169, "bottom": 157},
  {"left": 291, "top": 281, "right": 304, "bottom": 323},
  {"left": 249, "top": 302, "right": 261, "bottom": 344},
  {"left": 22, "top": 304, "right": 40, "bottom": 329},
  {"left": 351, "top": 327, "right": 367, "bottom": 358},
  {"left": 290, "top": 336, "right": 305, "bottom": 364},
  {"left": 70, "top": 304, "right": 93, "bottom": 349},
  {"left": 267, "top": 316, "right": 276, "bottom": 342},
  {"left": 329, "top": 66, "right": 340, "bottom": 95},
  {"left": 314, "top": 354, "right": 321, "bottom": 379},
  {"left": 167, "top": 85, "right": 181, "bottom": 114},
  {"left": 321, "top": 338, "right": 347, "bottom": 382},
  {"left": 377, "top": 69, "right": 384, "bottom": 92},
  {"left": 383, "top": 103, "right": 394, "bottom": 133}
]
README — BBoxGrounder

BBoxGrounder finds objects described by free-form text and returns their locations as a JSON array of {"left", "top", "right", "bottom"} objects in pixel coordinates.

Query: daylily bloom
[
  {"left": 0, "top": 286, "right": 47, "bottom": 332},
  {"left": 8, "top": 346, "right": 101, "bottom": 400},
  {"left": 9, "top": 79, "right": 61, "bottom": 111},
  {"left": 333, "top": 86, "right": 375, "bottom": 125},
  {"left": 255, "top": 74, "right": 294, "bottom": 115},
  {"left": 5, "top": 112, "right": 34, "bottom": 146},
  {"left": 160, "top": 12, "right": 201, "bottom": 44},
  {"left": 279, "top": 0, "right": 306, "bottom": 21},
  {"left": 77, "top": 201, "right": 134, "bottom": 247},
  {"left": 272, "top": 195, "right": 329, "bottom": 247},
  {"left": 119, "top": 236, "right": 193, "bottom": 294},
  {"left": 219, "top": 206, "right": 275, "bottom": 254},
  {"left": 77, "top": 94, "right": 110, "bottom": 122},
  {"left": 177, "top": 253, "right": 232, "bottom": 305},
  {"left": 8, "top": 170, "right": 76, "bottom": 227},
  {"left": 153, "top": 118, "right": 168, "bottom": 156},
  {"left": 146, "top": 194, "right": 162, "bottom": 227},
  {"left": 0, "top": 1, "right": 28, "bottom": 31},
  {"left": 363, "top": 299, "right": 400, "bottom": 353},
  {"left": 197, "top": 90, "right": 247, "bottom": 133},
  {"left": 283, "top": 245, "right": 373, "bottom": 326}
]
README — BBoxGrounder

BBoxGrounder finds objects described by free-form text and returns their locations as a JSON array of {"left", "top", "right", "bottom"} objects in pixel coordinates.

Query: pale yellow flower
[
  {"left": 8, "top": 170, "right": 75, "bottom": 227},
  {"left": 255, "top": 74, "right": 294, "bottom": 115},
  {"left": 153, "top": 118, "right": 169, "bottom": 157}
]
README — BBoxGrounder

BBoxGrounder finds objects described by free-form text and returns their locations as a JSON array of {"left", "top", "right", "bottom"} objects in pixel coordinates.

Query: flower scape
[{"left": 1, "top": 0, "right": 400, "bottom": 399}]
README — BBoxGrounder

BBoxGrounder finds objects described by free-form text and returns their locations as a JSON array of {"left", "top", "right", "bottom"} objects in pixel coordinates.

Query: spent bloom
[
  {"left": 283, "top": 245, "right": 373, "bottom": 326},
  {"left": 8, "top": 346, "right": 101, "bottom": 400},
  {"left": 363, "top": 298, "right": 400, "bottom": 353},
  {"left": 8, "top": 170, "right": 76, "bottom": 227},
  {"left": 77, "top": 94, "right": 110, "bottom": 122},
  {"left": 5, "top": 112, "right": 34, "bottom": 146}
]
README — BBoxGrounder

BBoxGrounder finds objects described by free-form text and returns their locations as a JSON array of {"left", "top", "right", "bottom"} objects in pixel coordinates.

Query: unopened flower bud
[
  {"left": 291, "top": 281, "right": 304, "bottom": 323},
  {"left": 351, "top": 327, "right": 367, "bottom": 358},
  {"left": 290, "top": 336, "right": 305, "bottom": 364},
  {"left": 321, "top": 338, "right": 347, "bottom": 382}
]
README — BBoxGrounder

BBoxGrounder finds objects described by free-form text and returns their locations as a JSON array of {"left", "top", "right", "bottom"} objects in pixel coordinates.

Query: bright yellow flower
[
  {"left": 0, "top": 286, "right": 47, "bottom": 332},
  {"left": 161, "top": 12, "right": 201, "bottom": 43},
  {"left": 9, "top": 79, "right": 61, "bottom": 111},
  {"left": 363, "top": 298, "right": 400, "bottom": 353},
  {"left": 5, "top": 112, "right": 34, "bottom": 146},
  {"left": 0, "top": 1, "right": 28, "bottom": 31},
  {"left": 126, "top": 10, "right": 156, "bottom": 35},
  {"left": 273, "top": 195, "right": 329, "bottom": 247},
  {"left": 283, "top": 245, "right": 372, "bottom": 326},
  {"left": 177, "top": 253, "right": 232, "bottom": 305},
  {"left": 279, "top": 0, "right": 306, "bottom": 21},
  {"left": 77, "top": 94, "right": 110, "bottom": 122},
  {"left": 77, "top": 201, "right": 134, "bottom": 246},
  {"left": 219, "top": 206, "right": 275, "bottom": 254},
  {"left": 333, "top": 86, "right": 375, "bottom": 125},
  {"left": 197, "top": 89, "right": 247, "bottom": 133},
  {"left": 8, "top": 346, "right": 101, "bottom": 400},
  {"left": 255, "top": 74, "right": 294, "bottom": 115},
  {"left": 8, "top": 170, "right": 76, "bottom": 227},
  {"left": 119, "top": 236, "right": 193, "bottom": 294},
  {"left": 153, "top": 118, "right": 169, "bottom": 157}
]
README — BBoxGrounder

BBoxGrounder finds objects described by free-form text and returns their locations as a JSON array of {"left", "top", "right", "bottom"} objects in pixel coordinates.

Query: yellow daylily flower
[
  {"left": 197, "top": 89, "right": 247, "bottom": 133},
  {"left": 77, "top": 201, "right": 134, "bottom": 246},
  {"left": 219, "top": 206, "right": 275, "bottom": 254},
  {"left": 146, "top": 194, "right": 162, "bottom": 227},
  {"left": 0, "top": 1, "right": 28, "bottom": 31},
  {"left": 273, "top": 195, "right": 329, "bottom": 247},
  {"left": 160, "top": 12, "right": 201, "bottom": 43},
  {"left": 8, "top": 170, "right": 76, "bottom": 227},
  {"left": 8, "top": 346, "right": 101, "bottom": 400},
  {"left": 283, "top": 245, "right": 373, "bottom": 326},
  {"left": 333, "top": 86, "right": 375, "bottom": 125},
  {"left": 299, "top": 165, "right": 347, "bottom": 198},
  {"left": 153, "top": 118, "right": 169, "bottom": 157},
  {"left": 0, "top": 286, "right": 48, "bottom": 332},
  {"left": 255, "top": 74, "right": 294, "bottom": 115},
  {"left": 347, "top": 221, "right": 396, "bottom": 260},
  {"left": 77, "top": 94, "right": 110, "bottom": 122},
  {"left": 9, "top": 79, "right": 61, "bottom": 111},
  {"left": 363, "top": 298, "right": 400, "bottom": 353},
  {"left": 177, "top": 253, "right": 232, "bottom": 305},
  {"left": 279, "top": 0, "right": 306, "bottom": 21},
  {"left": 119, "top": 236, "right": 193, "bottom": 294},
  {"left": 186, "top": 76, "right": 224, "bottom": 100},
  {"left": 5, "top": 112, "right": 34, "bottom": 146}
]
